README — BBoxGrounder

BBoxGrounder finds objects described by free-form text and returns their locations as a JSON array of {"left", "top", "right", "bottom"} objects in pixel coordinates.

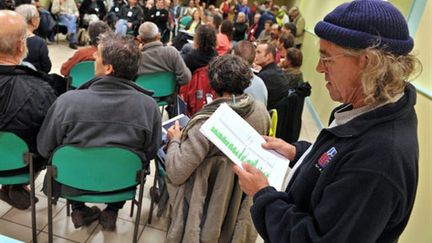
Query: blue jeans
[
  {"left": 115, "top": 19, "right": 128, "bottom": 36},
  {"left": 58, "top": 14, "right": 77, "bottom": 44}
]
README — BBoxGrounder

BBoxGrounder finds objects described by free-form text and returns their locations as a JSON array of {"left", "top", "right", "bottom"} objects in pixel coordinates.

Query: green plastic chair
[
  {"left": 135, "top": 72, "right": 178, "bottom": 116},
  {"left": 179, "top": 15, "right": 192, "bottom": 30},
  {"left": 46, "top": 146, "right": 148, "bottom": 243},
  {"left": 0, "top": 132, "right": 37, "bottom": 242},
  {"left": 68, "top": 61, "right": 95, "bottom": 89}
]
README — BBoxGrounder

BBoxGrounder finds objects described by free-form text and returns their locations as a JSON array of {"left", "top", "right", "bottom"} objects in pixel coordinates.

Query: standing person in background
[
  {"left": 288, "top": 6, "right": 305, "bottom": 49},
  {"left": 15, "top": 4, "right": 52, "bottom": 73},
  {"left": 235, "top": 0, "right": 249, "bottom": 21},
  {"left": 234, "top": 1, "right": 421, "bottom": 242},
  {"left": 51, "top": 0, "right": 79, "bottom": 49},
  {"left": 216, "top": 19, "right": 233, "bottom": 55},
  {"left": 219, "top": 0, "right": 230, "bottom": 19},
  {"left": 280, "top": 47, "right": 303, "bottom": 90},
  {"left": 254, "top": 42, "right": 289, "bottom": 110},
  {"left": 234, "top": 40, "right": 268, "bottom": 106}
]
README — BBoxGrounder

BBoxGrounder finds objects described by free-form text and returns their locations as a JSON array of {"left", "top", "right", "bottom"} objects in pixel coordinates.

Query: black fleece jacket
[{"left": 251, "top": 83, "right": 418, "bottom": 243}]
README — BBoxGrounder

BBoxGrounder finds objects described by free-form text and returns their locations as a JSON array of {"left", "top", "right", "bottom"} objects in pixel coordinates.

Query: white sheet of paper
[{"left": 200, "top": 103, "right": 290, "bottom": 190}]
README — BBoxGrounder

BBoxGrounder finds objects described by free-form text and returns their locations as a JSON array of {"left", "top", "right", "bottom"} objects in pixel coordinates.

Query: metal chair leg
[
  {"left": 133, "top": 170, "right": 146, "bottom": 243},
  {"left": 47, "top": 166, "right": 53, "bottom": 243},
  {"left": 28, "top": 154, "right": 37, "bottom": 243},
  {"left": 130, "top": 198, "right": 135, "bottom": 217},
  {"left": 66, "top": 200, "right": 70, "bottom": 216},
  {"left": 147, "top": 159, "right": 160, "bottom": 225}
]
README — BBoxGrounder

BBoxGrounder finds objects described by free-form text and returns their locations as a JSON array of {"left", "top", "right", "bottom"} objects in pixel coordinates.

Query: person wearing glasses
[{"left": 233, "top": 1, "right": 421, "bottom": 242}]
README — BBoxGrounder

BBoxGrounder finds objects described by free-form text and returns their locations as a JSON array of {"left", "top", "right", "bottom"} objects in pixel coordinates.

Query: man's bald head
[{"left": 0, "top": 10, "right": 27, "bottom": 58}]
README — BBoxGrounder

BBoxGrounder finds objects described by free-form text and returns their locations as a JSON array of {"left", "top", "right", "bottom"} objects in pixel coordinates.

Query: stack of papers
[{"left": 200, "top": 103, "right": 290, "bottom": 190}]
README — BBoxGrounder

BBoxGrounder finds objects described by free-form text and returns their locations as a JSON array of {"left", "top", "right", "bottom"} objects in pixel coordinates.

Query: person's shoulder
[{"left": 28, "top": 35, "right": 46, "bottom": 45}]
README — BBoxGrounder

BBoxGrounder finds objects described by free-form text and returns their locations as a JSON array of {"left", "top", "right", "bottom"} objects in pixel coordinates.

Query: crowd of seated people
[{"left": 0, "top": 0, "right": 308, "bottom": 240}]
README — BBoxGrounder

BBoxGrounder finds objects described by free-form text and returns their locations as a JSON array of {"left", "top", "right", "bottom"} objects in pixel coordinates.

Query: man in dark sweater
[
  {"left": 233, "top": 1, "right": 420, "bottom": 243},
  {"left": 38, "top": 32, "right": 161, "bottom": 230},
  {"left": 255, "top": 42, "right": 289, "bottom": 110}
]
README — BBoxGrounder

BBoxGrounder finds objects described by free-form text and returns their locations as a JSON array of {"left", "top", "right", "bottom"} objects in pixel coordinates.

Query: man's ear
[
  {"left": 17, "top": 39, "right": 26, "bottom": 58},
  {"left": 105, "top": 64, "right": 114, "bottom": 75},
  {"left": 358, "top": 53, "right": 368, "bottom": 69}
]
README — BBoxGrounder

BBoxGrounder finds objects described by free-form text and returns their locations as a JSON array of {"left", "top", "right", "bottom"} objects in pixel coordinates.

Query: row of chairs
[
  {"left": 0, "top": 66, "right": 178, "bottom": 243},
  {"left": 0, "top": 132, "right": 148, "bottom": 243}
]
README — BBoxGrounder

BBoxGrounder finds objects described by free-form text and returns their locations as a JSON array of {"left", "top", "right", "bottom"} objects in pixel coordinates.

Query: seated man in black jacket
[
  {"left": 0, "top": 10, "right": 57, "bottom": 210},
  {"left": 114, "top": 0, "right": 143, "bottom": 36},
  {"left": 79, "top": 0, "right": 106, "bottom": 26}
]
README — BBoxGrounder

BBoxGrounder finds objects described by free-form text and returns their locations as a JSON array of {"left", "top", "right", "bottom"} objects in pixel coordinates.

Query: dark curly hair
[
  {"left": 208, "top": 55, "right": 252, "bottom": 96},
  {"left": 194, "top": 25, "right": 217, "bottom": 53}
]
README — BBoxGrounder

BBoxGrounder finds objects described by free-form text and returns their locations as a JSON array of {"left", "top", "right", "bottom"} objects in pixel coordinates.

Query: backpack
[
  {"left": 179, "top": 66, "right": 217, "bottom": 116},
  {"left": 77, "top": 28, "right": 89, "bottom": 46}
]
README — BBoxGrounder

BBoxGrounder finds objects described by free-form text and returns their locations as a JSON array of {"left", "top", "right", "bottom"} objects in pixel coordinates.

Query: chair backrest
[
  {"left": 135, "top": 72, "right": 177, "bottom": 99},
  {"left": 179, "top": 15, "right": 192, "bottom": 29},
  {"left": 0, "top": 132, "right": 29, "bottom": 171},
  {"left": 51, "top": 146, "right": 142, "bottom": 192},
  {"left": 69, "top": 61, "right": 95, "bottom": 88}
]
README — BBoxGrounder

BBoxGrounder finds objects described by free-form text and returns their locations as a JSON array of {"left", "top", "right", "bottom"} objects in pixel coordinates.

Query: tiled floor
[{"left": 0, "top": 38, "right": 320, "bottom": 242}]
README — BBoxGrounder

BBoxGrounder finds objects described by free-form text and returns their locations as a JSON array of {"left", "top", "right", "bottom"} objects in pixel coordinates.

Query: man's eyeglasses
[{"left": 319, "top": 53, "right": 346, "bottom": 69}]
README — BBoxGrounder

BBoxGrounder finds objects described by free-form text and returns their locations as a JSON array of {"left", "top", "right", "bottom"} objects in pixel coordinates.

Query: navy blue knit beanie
[{"left": 314, "top": 0, "right": 413, "bottom": 55}]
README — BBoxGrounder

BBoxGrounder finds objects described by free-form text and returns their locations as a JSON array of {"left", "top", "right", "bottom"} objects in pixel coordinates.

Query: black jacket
[
  {"left": 257, "top": 62, "right": 290, "bottom": 110},
  {"left": 0, "top": 65, "right": 57, "bottom": 152},
  {"left": 119, "top": 5, "right": 143, "bottom": 30},
  {"left": 79, "top": 0, "right": 107, "bottom": 20},
  {"left": 251, "top": 84, "right": 418, "bottom": 243},
  {"left": 274, "top": 82, "right": 311, "bottom": 143}
]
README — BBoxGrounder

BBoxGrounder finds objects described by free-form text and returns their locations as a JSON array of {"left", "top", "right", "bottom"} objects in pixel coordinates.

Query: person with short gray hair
[
  {"left": 38, "top": 32, "right": 161, "bottom": 230},
  {"left": 137, "top": 21, "right": 191, "bottom": 86},
  {"left": 0, "top": 10, "right": 56, "bottom": 210},
  {"left": 60, "top": 20, "right": 110, "bottom": 76},
  {"left": 15, "top": 4, "right": 52, "bottom": 73}
]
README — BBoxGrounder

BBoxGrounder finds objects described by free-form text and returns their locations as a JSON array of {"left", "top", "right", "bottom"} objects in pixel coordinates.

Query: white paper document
[{"left": 200, "top": 103, "right": 290, "bottom": 190}]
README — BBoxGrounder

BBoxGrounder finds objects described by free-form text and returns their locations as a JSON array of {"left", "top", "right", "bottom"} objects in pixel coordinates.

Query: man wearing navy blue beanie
[{"left": 233, "top": 1, "right": 422, "bottom": 242}]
